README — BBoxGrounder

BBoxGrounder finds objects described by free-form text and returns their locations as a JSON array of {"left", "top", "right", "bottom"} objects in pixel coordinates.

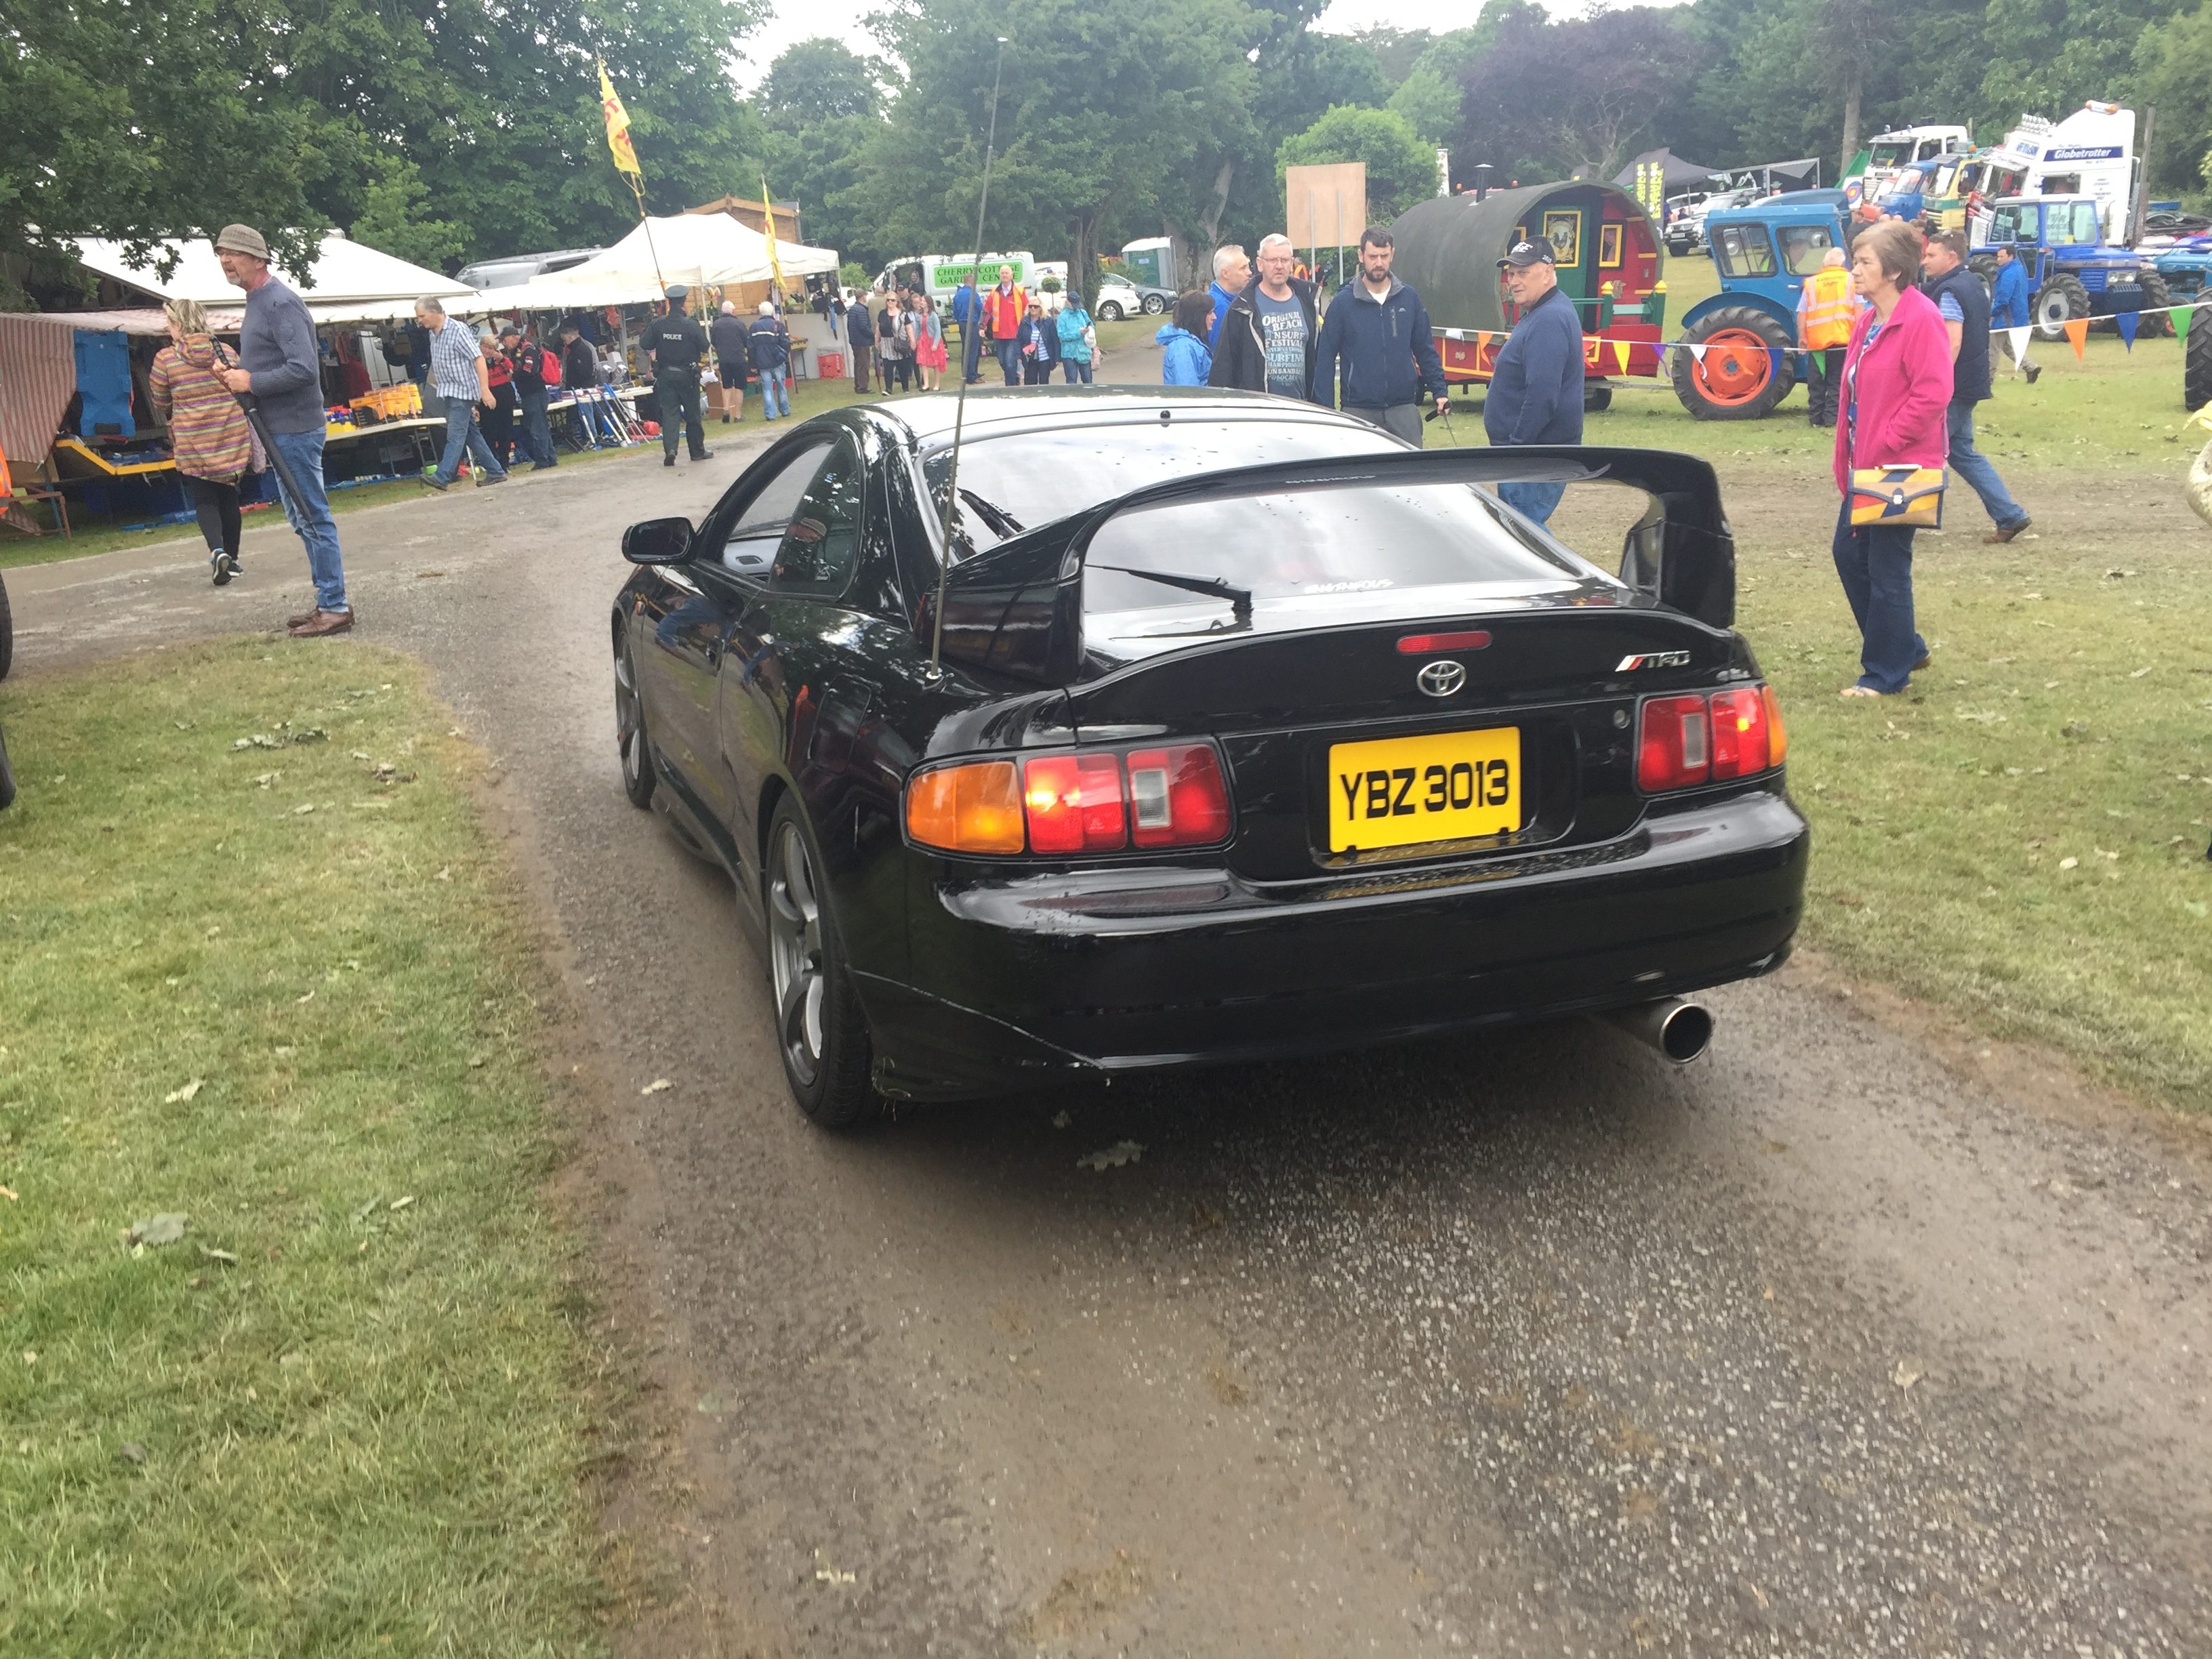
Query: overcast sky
[{"left": 733, "top": 0, "right": 1680, "bottom": 89}]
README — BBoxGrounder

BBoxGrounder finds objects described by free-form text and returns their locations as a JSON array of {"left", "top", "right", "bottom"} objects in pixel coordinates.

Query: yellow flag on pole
[
  {"left": 760, "top": 173, "right": 788, "bottom": 291},
  {"left": 598, "top": 61, "right": 642, "bottom": 181}
]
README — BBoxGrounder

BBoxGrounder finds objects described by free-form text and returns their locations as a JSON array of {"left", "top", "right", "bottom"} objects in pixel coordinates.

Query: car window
[
  {"left": 922, "top": 419, "right": 1404, "bottom": 561},
  {"left": 698, "top": 437, "right": 837, "bottom": 577},
  {"left": 769, "top": 435, "right": 864, "bottom": 596},
  {"left": 1988, "top": 203, "right": 2028, "bottom": 243},
  {"left": 2051, "top": 201, "right": 2100, "bottom": 244},
  {"left": 1713, "top": 224, "right": 1778, "bottom": 279},
  {"left": 1079, "top": 482, "right": 1599, "bottom": 634},
  {"left": 1778, "top": 225, "right": 1835, "bottom": 276}
]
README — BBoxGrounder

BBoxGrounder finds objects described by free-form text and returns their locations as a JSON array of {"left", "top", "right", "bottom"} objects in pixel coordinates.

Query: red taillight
[
  {"left": 1396, "top": 630, "right": 1492, "bottom": 655},
  {"left": 1022, "top": 752, "right": 1127, "bottom": 853},
  {"left": 1637, "top": 687, "right": 1782, "bottom": 794},
  {"left": 1123, "top": 745, "right": 1231, "bottom": 848},
  {"left": 1708, "top": 687, "right": 1770, "bottom": 779},
  {"left": 1637, "top": 694, "right": 1711, "bottom": 792},
  {"left": 910, "top": 743, "right": 1231, "bottom": 856}
]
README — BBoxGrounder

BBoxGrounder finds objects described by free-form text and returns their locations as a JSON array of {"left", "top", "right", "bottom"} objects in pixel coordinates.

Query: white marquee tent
[
  {"left": 470, "top": 213, "right": 839, "bottom": 312},
  {"left": 73, "top": 231, "right": 474, "bottom": 325}
]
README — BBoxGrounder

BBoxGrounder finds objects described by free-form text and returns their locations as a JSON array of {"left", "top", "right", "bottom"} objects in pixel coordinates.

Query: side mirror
[{"left": 622, "top": 516, "right": 694, "bottom": 565}]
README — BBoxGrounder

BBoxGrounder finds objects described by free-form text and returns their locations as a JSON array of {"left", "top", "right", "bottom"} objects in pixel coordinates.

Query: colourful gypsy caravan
[{"left": 1387, "top": 182, "right": 1668, "bottom": 412}]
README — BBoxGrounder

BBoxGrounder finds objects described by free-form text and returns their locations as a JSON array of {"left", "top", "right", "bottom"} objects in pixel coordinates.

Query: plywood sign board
[{"left": 1286, "top": 163, "right": 1369, "bottom": 250}]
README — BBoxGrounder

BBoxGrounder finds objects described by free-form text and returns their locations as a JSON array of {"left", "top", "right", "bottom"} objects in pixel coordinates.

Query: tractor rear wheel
[
  {"left": 2186, "top": 309, "right": 2212, "bottom": 411},
  {"left": 2137, "top": 270, "right": 2174, "bottom": 337},
  {"left": 1670, "top": 306, "right": 1795, "bottom": 421},
  {"left": 2032, "top": 274, "right": 2091, "bottom": 341}
]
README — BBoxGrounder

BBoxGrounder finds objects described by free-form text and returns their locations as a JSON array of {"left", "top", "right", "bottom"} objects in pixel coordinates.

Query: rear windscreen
[
  {"left": 923, "top": 419, "right": 1404, "bottom": 560},
  {"left": 1082, "top": 481, "right": 1598, "bottom": 620}
]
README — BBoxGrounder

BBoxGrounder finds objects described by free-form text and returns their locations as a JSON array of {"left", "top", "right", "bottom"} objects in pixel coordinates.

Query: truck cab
[
  {"left": 1672, "top": 192, "right": 1850, "bottom": 419},
  {"left": 1847, "top": 124, "right": 1973, "bottom": 207}
]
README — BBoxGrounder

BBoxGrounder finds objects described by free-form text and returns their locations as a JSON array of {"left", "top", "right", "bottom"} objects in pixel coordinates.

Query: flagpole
[
  {"left": 631, "top": 177, "right": 667, "bottom": 297},
  {"left": 599, "top": 60, "right": 665, "bottom": 299}
]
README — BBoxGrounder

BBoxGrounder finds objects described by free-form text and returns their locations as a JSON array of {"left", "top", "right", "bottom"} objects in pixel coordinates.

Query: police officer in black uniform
[{"left": 640, "top": 284, "right": 713, "bottom": 467}]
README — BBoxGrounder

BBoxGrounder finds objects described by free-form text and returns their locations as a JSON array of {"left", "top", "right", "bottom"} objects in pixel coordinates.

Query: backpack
[{"left": 539, "top": 344, "right": 563, "bottom": 390}]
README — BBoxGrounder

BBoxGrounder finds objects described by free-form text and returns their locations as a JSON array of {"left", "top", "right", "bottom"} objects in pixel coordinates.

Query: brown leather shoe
[
  {"left": 1985, "top": 517, "right": 2030, "bottom": 544},
  {"left": 287, "top": 608, "right": 319, "bottom": 629},
  {"left": 288, "top": 608, "right": 354, "bottom": 638}
]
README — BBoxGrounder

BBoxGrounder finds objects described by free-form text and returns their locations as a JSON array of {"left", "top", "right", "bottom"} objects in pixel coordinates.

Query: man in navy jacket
[
  {"left": 1483, "top": 238, "right": 1584, "bottom": 525},
  {"left": 1311, "top": 226, "right": 1449, "bottom": 443}
]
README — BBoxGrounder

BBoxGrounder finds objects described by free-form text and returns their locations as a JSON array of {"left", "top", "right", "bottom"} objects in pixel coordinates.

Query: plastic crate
[
  {"left": 352, "top": 384, "right": 422, "bottom": 420},
  {"left": 817, "top": 350, "right": 846, "bottom": 380}
]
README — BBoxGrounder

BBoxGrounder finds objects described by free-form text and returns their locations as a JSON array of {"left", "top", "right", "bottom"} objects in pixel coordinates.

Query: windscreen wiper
[
  {"left": 1090, "top": 565, "right": 1253, "bottom": 621},
  {"left": 958, "top": 489, "right": 1026, "bottom": 539}
]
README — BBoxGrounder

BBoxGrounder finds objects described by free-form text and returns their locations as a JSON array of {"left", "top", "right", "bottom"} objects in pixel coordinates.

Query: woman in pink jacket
[{"left": 1830, "top": 218, "right": 1952, "bottom": 697}]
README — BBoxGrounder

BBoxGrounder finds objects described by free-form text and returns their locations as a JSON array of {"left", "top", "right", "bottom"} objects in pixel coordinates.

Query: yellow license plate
[{"left": 1327, "top": 727, "right": 1521, "bottom": 853}]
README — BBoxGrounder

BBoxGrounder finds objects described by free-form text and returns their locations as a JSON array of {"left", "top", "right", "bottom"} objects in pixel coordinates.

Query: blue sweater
[
  {"left": 1158, "top": 325, "right": 1212, "bottom": 386},
  {"left": 1483, "top": 285, "right": 1584, "bottom": 447},
  {"left": 1312, "top": 278, "right": 1447, "bottom": 411},
  {"left": 1989, "top": 259, "right": 2031, "bottom": 327},
  {"left": 239, "top": 276, "right": 325, "bottom": 434}
]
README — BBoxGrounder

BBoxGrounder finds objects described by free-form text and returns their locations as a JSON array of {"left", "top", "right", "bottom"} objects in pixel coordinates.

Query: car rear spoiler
[{"left": 927, "top": 447, "right": 1736, "bottom": 682}]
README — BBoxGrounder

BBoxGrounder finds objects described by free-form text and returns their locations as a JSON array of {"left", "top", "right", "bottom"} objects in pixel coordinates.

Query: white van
[{"left": 872, "top": 252, "right": 1039, "bottom": 307}]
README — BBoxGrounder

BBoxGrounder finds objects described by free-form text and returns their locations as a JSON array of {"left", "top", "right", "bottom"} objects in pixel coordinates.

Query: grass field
[{"left": 0, "top": 642, "right": 611, "bottom": 1653}]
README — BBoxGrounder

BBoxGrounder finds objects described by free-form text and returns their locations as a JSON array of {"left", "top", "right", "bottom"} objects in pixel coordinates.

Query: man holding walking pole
[{"left": 213, "top": 224, "right": 354, "bottom": 638}]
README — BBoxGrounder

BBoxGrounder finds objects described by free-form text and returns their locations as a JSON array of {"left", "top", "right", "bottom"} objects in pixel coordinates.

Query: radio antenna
[{"left": 930, "top": 34, "right": 1008, "bottom": 672}]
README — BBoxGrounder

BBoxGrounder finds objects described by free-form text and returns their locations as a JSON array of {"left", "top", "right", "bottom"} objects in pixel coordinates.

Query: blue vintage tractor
[
  {"left": 1671, "top": 191, "right": 1850, "bottom": 419},
  {"left": 1971, "top": 195, "right": 2171, "bottom": 339}
]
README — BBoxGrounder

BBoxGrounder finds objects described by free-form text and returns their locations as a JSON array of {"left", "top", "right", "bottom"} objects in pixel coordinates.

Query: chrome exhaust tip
[{"left": 1599, "top": 996, "right": 1713, "bottom": 1065}]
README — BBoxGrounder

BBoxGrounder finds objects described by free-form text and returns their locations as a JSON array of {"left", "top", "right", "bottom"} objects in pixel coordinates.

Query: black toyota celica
[{"left": 609, "top": 387, "right": 1808, "bottom": 1127}]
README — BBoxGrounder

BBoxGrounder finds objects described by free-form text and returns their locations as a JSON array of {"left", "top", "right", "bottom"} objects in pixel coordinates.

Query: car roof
[{"left": 848, "top": 386, "right": 1392, "bottom": 449}]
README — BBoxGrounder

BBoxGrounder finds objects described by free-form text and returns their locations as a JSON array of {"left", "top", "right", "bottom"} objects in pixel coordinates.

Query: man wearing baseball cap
[
  {"left": 211, "top": 224, "right": 354, "bottom": 636},
  {"left": 637, "top": 285, "right": 712, "bottom": 467},
  {"left": 1483, "top": 237, "right": 1585, "bottom": 525}
]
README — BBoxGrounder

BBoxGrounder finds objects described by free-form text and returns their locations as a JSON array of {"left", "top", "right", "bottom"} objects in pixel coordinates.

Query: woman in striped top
[{"left": 149, "top": 298, "right": 259, "bottom": 585}]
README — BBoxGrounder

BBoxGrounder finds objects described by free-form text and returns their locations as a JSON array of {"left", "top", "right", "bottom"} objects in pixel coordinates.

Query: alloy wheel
[{"left": 769, "top": 821, "right": 827, "bottom": 1088}]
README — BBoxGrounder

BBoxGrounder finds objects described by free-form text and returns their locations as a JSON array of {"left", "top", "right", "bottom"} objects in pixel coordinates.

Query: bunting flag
[
  {"left": 1612, "top": 338, "right": 1632, "bottom": 374},
  {"left": 2116, "top": 309, "right": 2140, "bottom": 350},
  {"left": 758, "top": 173, "right": 789, "bottom": 296},
  {"left": 2008, "top": 325, "right": 2031, "bottom": 364},
  {"left": 598, "top": 61, "right": 642, "bottom": 182},
  {"left": 2177, "top": 304, "right": 2196, "bottom": 346},
  {"left": 1476, "top": 331, "right": 1492, "bottom": 355},
  {"left": 1686, "top": 343, "right": 1708, "bottom": 365},
  {"left": 2064, "top": 317, "right": 2089, "bottom": 361}
]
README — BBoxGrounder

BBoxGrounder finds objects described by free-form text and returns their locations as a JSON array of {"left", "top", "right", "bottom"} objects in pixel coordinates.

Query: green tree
[
  {"left": 852, "top": 0, "right": 1259, "bottom": 310},
  {"left": 350, "top": 157, "right": 470, "bottom": 272},
  {"left": 1456, "top": 7, "right": 1705, "bottom": 183},
  {"left": 762, "top": 39, "right": 886, "bottom": 123},
  {"left": 2135, "top": 0, "right": 2212, "bottom": 192},
  {"left": 1345, "top": 26, "right": 1436, "bottom": 85},
  {"left": 1386, "top": 66, "right": 1462, "bottom": 146},
  {"left": 1276, "top": 106, "right": 1437, "bottom": 221}
]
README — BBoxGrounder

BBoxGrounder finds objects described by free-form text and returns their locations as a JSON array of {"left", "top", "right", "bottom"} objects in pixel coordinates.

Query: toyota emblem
[{"left": 1416, "top": 659, "right": 1467, "bottom": 698}]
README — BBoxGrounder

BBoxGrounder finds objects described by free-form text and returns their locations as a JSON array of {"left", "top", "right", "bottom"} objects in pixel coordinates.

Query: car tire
[
  {"left": 764, "top": 796, "right": 882, "bottom": 1130},
  {"left": 1670, "top": 305, "right": 1795, "bottom": 420},
  {"left": 2186, "top": 308, "right": 2212, "bottom": 410},
  {"left": 1141, "top": 293, "right": 1168, "bottom": 315},
  {"left": 0, "top": 570, "right": 12, "bottom": 682},
  {"left": 1582, "top": 381, "right": 1613, "bottom": 413},
  {"left": 2032, "top": 274, "right": 2091, "bottom": 342},
  {"left": 613, "top": 621, "right": 655, "bottom": 809},
  {"left": 1098, "top": 302, "right": 1124, "bottom": 323}
]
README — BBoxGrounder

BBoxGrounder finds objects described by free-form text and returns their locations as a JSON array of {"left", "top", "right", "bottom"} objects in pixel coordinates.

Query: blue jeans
[
  {"left": 962, "top": 324, "right": 984, "bottom": 383},
  {"left": 760, "top": 365, "right": 790, "bottom": 418},
  {"left": 1830, "top": 498, "right": 1927, "bottom": 694},
  {"left": 436, "top": 399, "right": 506, "bottom": 485},
  {"left": 1062, "top": 359, "right": 1093, "bottom": 384},
  {"left": 267, "top": 427, "right": 348, "bottom": 614},
  {"left": 1498, "top": 480, "right": 1565, "bottom": 524},
  {"left": 996, "top": 340, "right": 1021, "bottom": 386},
  {"left": 1946, "top": 401, "right": 2026, "bottom": 531},
  {"left": 516, "top": 384, "right": 556, "bottom": 468}
]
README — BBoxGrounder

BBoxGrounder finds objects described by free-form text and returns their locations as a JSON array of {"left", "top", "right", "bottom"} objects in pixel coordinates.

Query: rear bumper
[{"left": 857, "top": 788, "right": 1809, "bottom": 1101}]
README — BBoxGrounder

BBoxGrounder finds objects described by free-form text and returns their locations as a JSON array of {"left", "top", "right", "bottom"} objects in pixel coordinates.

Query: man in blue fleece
[
  {"left": 1310, "top": 226, "right": 1449, "bottom": 443},
  {"left": 1483, "top": 238, "right": 1584, "bottom": 525}
]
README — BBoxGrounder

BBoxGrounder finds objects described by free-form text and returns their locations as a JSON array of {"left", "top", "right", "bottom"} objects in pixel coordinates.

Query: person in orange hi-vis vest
[
  {"left": 980, "top": 264, "right": 1027, "bottom": 387},
  {"left": 1797, "top": 245, "right": 1861, "bottom": 430}
]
